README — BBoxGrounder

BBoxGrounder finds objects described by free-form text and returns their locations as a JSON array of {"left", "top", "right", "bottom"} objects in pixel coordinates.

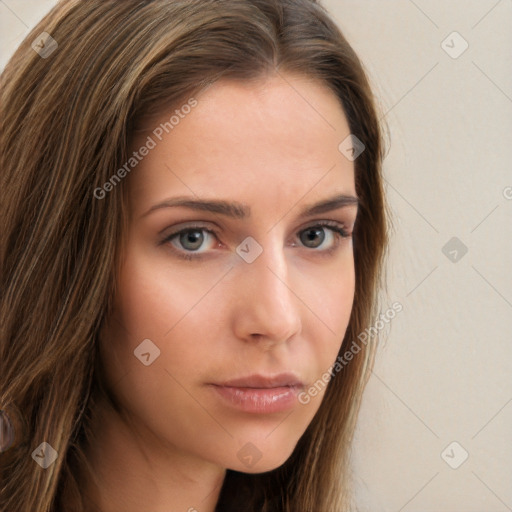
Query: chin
[
  {"left": 222, "top": 435, "right": 299, "bottom": 475},
  {"left": 230, "top": 454, "right": 291, "bottom": 475}
]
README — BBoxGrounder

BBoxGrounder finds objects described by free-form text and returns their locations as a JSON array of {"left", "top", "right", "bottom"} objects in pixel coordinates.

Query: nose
[{"left": 231, "top": 242, "right": 302, "bottom": 347}]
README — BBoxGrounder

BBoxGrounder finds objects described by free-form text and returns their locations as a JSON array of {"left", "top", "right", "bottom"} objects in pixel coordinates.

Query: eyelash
[{"left": 160, "top": 221, "right": 351, "bottom": 261}]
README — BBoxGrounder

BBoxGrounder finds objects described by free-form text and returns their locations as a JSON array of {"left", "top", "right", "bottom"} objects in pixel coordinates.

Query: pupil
[
  {"left": 180, "top": 230, "right": 203, "bottom": 250},
  {"left": 301, "top": 227, "right": 324, "bottom": 248}
]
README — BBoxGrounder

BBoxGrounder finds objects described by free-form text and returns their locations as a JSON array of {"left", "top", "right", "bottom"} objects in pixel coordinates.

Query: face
[{"left": 99, "top": 73, "right": 358, "bottom": 473}]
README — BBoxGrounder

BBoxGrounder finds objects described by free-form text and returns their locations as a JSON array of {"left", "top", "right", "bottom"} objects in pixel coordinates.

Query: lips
[
  {"left": 209, "top": 373, "right": 304, "bottom": 414},
  {"left": 215, "top": 373, "right": 304, "bottom": 389}
]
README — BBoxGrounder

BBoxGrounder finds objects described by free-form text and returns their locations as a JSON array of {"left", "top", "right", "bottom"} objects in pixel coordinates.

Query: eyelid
[
  {"left": 157, "top": 220, "right": 219, "bottom": 236},
  {"left": 297, "top": 219, "right": 352, "bottom": 235}
]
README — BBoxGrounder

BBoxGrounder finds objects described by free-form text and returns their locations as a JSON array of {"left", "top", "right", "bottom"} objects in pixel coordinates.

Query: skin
[{"left": 84, "top": 72, "right": 358, "bottom": 512}]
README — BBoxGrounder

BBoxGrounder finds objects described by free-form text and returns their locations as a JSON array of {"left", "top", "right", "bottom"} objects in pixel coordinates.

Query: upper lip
[{"left": 213, "top": 373, "right": 304, "bottom": 389}]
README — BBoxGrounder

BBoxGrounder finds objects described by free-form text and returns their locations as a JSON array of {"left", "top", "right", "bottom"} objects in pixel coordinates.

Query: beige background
[{"left": 1, "top": 1, "right": 511, "bottom": 510}]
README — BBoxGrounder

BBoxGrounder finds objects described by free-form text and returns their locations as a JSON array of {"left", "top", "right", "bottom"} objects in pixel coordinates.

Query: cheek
[
  {"left": 303, "top": 249, "right": 355, "bottom": 333},
  {"left": 99, "top": 241, "right": 234, "bottom": 394},
  {"left": 302, "top": 251, "right": 355, "bottom": 374},
  {"left": 99, "top": 251, "right": 189, "bottom": 380},
  {"left": 97, "top": 248, "right": 223, "bottom": 433},
  {"left": 293, "top": 262, "right": 355, "bottom": 414},
  {"left": 107, "top": 248, "right": 220, "bottom": 342},
  {"left": 324, "top": 263, "right": 355, "bottom": 324}
]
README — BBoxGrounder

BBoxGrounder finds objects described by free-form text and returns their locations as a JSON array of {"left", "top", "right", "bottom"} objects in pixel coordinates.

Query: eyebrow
[{"left": 141, "top": 193, "right": 358, "bottom": 219}]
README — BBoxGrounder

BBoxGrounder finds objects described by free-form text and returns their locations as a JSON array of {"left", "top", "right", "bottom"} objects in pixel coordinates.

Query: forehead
[{"left": 128, "top": 74, "right": 355, "bottom": 215}]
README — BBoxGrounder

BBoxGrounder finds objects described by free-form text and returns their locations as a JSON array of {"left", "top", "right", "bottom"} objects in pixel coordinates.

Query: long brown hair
[{"left": 0, "top": 0, "right": 388, "bottom": 510}]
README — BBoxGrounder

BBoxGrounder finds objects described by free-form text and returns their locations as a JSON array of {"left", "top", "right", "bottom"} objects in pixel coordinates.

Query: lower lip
[{"left": 210, "top": 385, "right": 300, "bottom": 414}]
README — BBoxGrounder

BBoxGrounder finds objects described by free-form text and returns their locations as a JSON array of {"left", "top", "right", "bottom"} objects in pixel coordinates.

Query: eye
[
  {"left": 162, "top": 226, "right": 218, "bottom": 256},
  {"left": 300, "top": 226, "right": 326, "bottom": 248},
  {"left": 160, "top": 221, "right": 351, "bottom": 261},
  {"left": 297, "top": 222, "right": 350, "bottom": 250},
  {"left": 176, "top": 229, "right": 206, "bottom": 251}
]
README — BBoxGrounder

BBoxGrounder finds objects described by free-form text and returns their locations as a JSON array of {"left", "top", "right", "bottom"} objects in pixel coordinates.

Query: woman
[{"left": 0, "top": 0, "right": 388, "bottom": 510}]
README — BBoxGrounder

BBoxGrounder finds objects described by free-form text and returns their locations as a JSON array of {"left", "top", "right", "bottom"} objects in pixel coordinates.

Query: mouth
[
  {"left": 215, "top": 373, "right": 304, "bottom": 389},
  {"left": 209, "top": 373, "right": 304, "bottom": 414}
]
